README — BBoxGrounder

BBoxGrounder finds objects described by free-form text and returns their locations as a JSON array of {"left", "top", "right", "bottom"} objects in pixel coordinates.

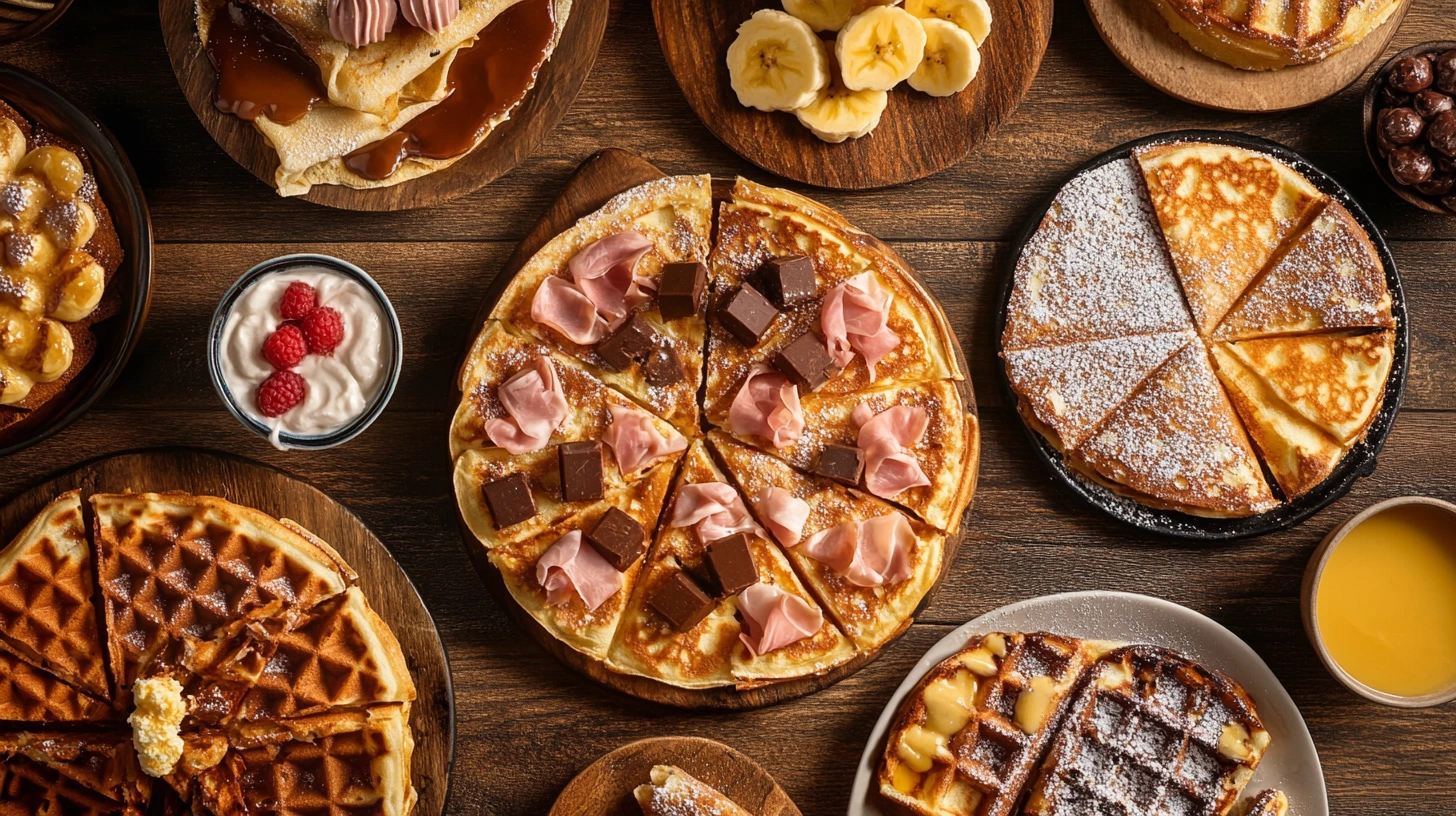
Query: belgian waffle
[
  {"left": 878, "top": 633, "right": 1091, "bottom": 816},
  {"left": 0, "top": 752, "right": 124, "bottom": 816},
  {"left": 0, "top": 731, "right": 147, "bottom": 812},
  {"left": 0, "top": 646, "right": 114, "bottom": 722}
]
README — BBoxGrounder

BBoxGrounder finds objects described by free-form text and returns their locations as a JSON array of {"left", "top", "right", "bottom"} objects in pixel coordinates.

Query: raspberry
[
  {"left": 255, "top": 370, "right": 307, "bottom": 418},
  {"left": 261, "top": 324, "right": 308, "bottom": 370},
  {"left": 301, "top": 306, "right": 345, "bottom": 355},
  {"left": 279, "top": 281, "right": 318, "bottom": 321}
]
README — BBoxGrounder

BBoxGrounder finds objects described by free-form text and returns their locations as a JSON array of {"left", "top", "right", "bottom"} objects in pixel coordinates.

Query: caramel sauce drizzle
[{"left": 207, "top": 1, "right": 326, "bottom": 126}]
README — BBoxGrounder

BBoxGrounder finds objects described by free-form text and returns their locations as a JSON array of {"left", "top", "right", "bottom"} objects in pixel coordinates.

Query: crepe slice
[
  {"left": 489, "top": 458, "right": 675, "bottom": 661},
  {"left": 0, "top": 730, "right": 149, "bottom": 812},
  {"left": 1001, "top": 157, "right": 1193, "bottom": 351},
  {"left": 1135, "top": 142, "right": 1325, "bottom": 334},
  {"left": 710, "top": 432, "right": 943, "bottom": 653},
  {"left": 634, "top": 765, "right": 752, "bottom": 816},
  {"left": 705, "top": 177, "right": 958, "bottom": 422},
  {"left": 1072, "top": 341, "right": 1278, "bottom": 517},
  {"left": 1003, "top": 331, "right": 1194, "bottom": 452},
  {"left": 605, "top": 440, "right": 854, "bottom": 689},
  {"left": 0, "top": 490, "right": 109, "bottom": 699},
  {"left": 1211, "top": 344, "right": 1344, "bottom": 501},
  {"left": 90, "top": 492, "right": 356, "bottom": 695},
  {"left": 0, "top": 646, "right": 116, "bottom": 723},
  {"left": 490, "top": 174, "right": 713, "bottom": 433},
  {"left": 1222, "top": 331, "right": 1394, "bottom": 444},
  {"left": 1215, "top": 201, "right": 1394, "bottom": 341}
]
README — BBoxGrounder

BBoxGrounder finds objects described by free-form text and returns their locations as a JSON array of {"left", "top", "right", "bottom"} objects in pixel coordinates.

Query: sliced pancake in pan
[{"left": 709, "top": 432, "right": 943, "bottom": 653}]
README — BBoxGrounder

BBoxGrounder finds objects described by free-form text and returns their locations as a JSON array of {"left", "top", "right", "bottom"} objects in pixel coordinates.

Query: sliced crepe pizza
[
  {"left": 489, "top": 174, "right": 713, "bottom": 433},
  {"left": 709, "top": 432, "right": 943, "bottom": 653},
  {"left": 605, "top": 440, "right": 854, "bottom": 689},
  {"left": 488, "top": 458, "right": 675, "bottom": 661}
]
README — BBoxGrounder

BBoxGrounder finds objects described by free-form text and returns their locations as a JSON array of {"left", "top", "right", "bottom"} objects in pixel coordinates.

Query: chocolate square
[
  {"left": 643, "top": 343, "right": 684, "bottom": 387},
  {"left": 647, "top": 570, "right": 716, "bottom": 631},
  {"left": 596, "top": 314, "right": 658, "bottom": 372},
  {"left": 482, "top": 473, "right": 537, "bottom": 529},
  {"left": 657, "top": 261, "right": 707, "bottom": 321},
  {"left": 558, "top": 441, "right": 605, "bottom": 503},
  {"left": 772, "top": 332, "right": 839, "bottom": 391},
  {"left": 814, "top": 444, "right": 864, "bottom": 487},
  {"left": 717, "top": 284, "right": 778, "bottom": 346},
  {"left": 585, "top": 506, "right": 646, "bottom": 571},
  {"left": 755, "top": 255, "right": 817, "bottom": 308},
  {"left": 706, "top": 533, "right": 760, "bottom": 596}
]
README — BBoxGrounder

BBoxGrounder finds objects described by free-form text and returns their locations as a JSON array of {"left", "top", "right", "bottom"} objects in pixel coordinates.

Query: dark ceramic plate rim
[
  {"left": 0, "top": 62, "right": 154, "bottom": 458},
  {"left": 994, "top": 129, "right": 1409, "bottom": 541}
]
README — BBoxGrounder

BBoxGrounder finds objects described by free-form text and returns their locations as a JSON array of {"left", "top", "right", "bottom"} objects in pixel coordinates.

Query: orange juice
[{"left": 1316, "top": 503, "right": 1456, "bottom": 698}]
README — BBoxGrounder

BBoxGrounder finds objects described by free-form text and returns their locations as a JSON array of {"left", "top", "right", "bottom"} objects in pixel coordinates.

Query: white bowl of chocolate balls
[{"left": 1364, "top": 41, "right": 1456, "bottom": 216}]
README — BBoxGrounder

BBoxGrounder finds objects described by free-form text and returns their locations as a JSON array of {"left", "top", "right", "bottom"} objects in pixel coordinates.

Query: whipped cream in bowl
[{"left": 209, "top": 254, "right": 402, "bottom": 450}]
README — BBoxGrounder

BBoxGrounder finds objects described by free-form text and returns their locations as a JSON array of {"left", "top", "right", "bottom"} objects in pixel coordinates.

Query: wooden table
[{"left": 4, "top": 1, "right": 1453, "bottom": 813}]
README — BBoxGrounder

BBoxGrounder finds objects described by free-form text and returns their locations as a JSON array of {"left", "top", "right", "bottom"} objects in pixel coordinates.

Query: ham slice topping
[
  {"left": 753, "top": 487, "right": 810, "bottom": 547},
  {"left": 531, "top": 276, "right": 608, "bottom": 345},
  {"left": 484, "top": 355, "right": 569, "bottom": 454},
  {"left": 821, "top": 272, "right": 900, "bottom": 381},
  {"left": 855, "top": 403, "right": 932, "bottom": 498},
  {"left": 531, "top": 231, "right": 656, "bottom": 344},
  {"left": 729, "top": 365, "right": 805, "bottom": 448},
  {"left": 670, "top": 482, "right": 763, "bottom": 545},
  {"left": 801, "top": 513, "right": 914, "bottom": 587},
  {"left": 603, "top": 403, "right": 687, "bottom": 474},
  {"left": 535, "top": 531, "right": 623, "bottom": 612},
  {"left": 737, "top": 583, "right": 822, "bottom": 657}
]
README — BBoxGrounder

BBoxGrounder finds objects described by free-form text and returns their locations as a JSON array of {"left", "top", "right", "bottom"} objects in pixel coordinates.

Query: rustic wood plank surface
[{"left": 2, "top": 1, "right": 1454, "bottom": 814}]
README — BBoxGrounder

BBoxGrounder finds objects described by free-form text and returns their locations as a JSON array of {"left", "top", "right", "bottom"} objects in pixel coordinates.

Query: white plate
[{"left": 848, "top": 591, "right": 1328, "bottom": 816}]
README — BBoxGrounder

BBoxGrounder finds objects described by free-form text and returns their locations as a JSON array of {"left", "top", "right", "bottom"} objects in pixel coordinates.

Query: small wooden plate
[
  {"left": 1085, "top": 0, "right": 1411, "bottom": 112},
  {"left": 157, "top": 0, "right": 608, "bottom": 211},
  {"left": 453, "top": 148, "right": 980, "bottom": 707},
  {"left": 1361, "top": 41, "right": 1456, "bottom": 217},
  {"left": 650, "top": 0, "right": 1053, "bottom": 189},
  {"left": 550, "top": 737, "right": 801, "bottom": 816},
  {"left": 0, "top": 448, "right": 455, "bottom": 816}
]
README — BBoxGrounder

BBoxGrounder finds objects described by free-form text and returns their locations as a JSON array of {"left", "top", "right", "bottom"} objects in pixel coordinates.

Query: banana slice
[
  {"left": 795, "top": 52, "right": 889, "bottom": 142},
  {"left": 905, "top": 0, "right": 992, "bottom": 46},
  {"left": 727, "top": 9, "right": 830, "bottom": 112},
  {"left": 836, "top": 6, "right": 927, "bottom": 92},
  {"left": 783, "top": 0, "right": 856, "bottom": 32},
  {"left": 908, "top": 18, "right": 980, "bottom": 96}
]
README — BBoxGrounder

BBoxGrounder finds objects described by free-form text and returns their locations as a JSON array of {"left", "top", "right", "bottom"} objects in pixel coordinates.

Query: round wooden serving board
[
  {"left": 650, "top": 0, "right": 1053, "bottom": 189},
  {"left": 549, "top": 737, "right": 802, "bottom": 816},
  {"left": 1086, "top": 0, "right": 1411, "bottom": 112},
  {"left": 157, "top": 0, "right": 608, "bottom": 211},
  {"left": 0, "top": 448, "right": 455, "bottom": 816},
  {"left": 453, "top": 148, "right": 980, "bottom": 707}
]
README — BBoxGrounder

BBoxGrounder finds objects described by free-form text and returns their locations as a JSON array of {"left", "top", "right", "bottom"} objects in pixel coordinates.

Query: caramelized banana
[{"left": 49, "top": 251, "right": 104, "bottom": 322}]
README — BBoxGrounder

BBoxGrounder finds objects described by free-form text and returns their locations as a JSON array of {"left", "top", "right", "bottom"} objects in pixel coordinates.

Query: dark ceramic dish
[
  {"left": 1362, "top": 41, "right": 1456, "bottom": 217},
  {"left": 996, "top": 130, "right": 1409, "bottom": 541}
]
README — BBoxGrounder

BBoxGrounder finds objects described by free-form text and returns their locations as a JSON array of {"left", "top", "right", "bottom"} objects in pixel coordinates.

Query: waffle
[
  {"left": 1022, "top": 645, "right": 1269, "bottom": 816},
  {"left": 879, "top": 633, "right": 1091, "bottom": 816},
  {"left": 0, "top": 646, "right": 115, "bottom": 723},
  {"left": 1147, "top": 0, "right": 1403, "bottom": 70},
  {"left": 0, "top": 731, "right": 147, "bottom": 812},
  {"left": 0, "top": 752, "right": 124, "bottom": 816},
  {"left": 1238, "top": 789, "right": 1289, "bottom": 816},
  {"left": 635, "top": 765, "right": 752, "bottom": 816}
]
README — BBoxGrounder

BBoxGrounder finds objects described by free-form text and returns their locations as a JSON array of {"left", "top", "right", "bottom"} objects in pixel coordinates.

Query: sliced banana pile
[{"left": 727, "top": 0, "right": 992, "bottom": 143}]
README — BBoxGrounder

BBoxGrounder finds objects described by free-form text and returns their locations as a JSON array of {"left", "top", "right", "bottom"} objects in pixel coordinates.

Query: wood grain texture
[
  {"left": 549, "top": 737, "right": 801, "bottom": 816},
  {"left": 156, "top": 0, "right": 609, "bottom": 210},
  {"left": 1086, "top": 0, "right": 1410, "bottom": 112},
  {"left": 651, "top": 0, "right": 1053, "bottom": 189},
  {"left": 0, "top": 449, "right": 454, "bottom": 816}
]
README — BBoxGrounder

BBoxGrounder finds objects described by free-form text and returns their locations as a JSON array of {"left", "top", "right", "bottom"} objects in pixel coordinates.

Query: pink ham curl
[
  {"left": 753, "top": 487, "right": 810, "bottom": 547},
  {"left": 603, "top": 403, "right": 687, "bottom": 474},
  {"left": 854, "top": 403, "right": 932, "bottom": 499},
  {"left": 729, "top": 365, "right": 804, "bottom": 449},
  {"left": 568, "top": 231, "right": 656, "bottom": 329},
  {"left": 531, "top": 276, "right": 609, "bottom": 345},
  {"left": 737, "top": 583, "right": 822, "bottom": 657},
  {"left": 800, "top": 513, "right": 914, "bottom": 587},
  {"left": 535, "top": 531, "right": 622, "bottom": 612},
  {"left": 484, "top": 355, "right": 569, "bottom": 454},
  {"left": 821, "top": 272, "right": 900, "bottom": 381},
  {"left": 670, "top": 482, "right": 762, "bottom": 545}
]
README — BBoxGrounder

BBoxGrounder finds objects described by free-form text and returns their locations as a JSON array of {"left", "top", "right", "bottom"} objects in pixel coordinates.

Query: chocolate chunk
[
  {"left": 1389, "top": 55, "right": 1434, "bottom": 94},
  {"left": 647, "top": 571, "right": 716, "bottom": 631},
  {"left": 597, "top": 314, "right": 658, "bottom": 372},
  {"left": 814, "top": 443, "right": 864, "bottom": 487},
  {"left": 717, "top": 284, "right": 778, "bottom": 346},
  {"left": 657, "top": 261, "right": 707, "bottom": 321},
  {"left": 1379, "top": 107, "right": 1424, "bottom": 145},
  {"left": 643, "top": 343, "right": 684, "bottom": 387},
  {"left": 772, "top": 332, "right": 839, "bottom": 391},
  {"left": 754, "top": 255, "right": 818, "bottom": 308},
  {"left": 585, "top": 506, "right": 646, "bottom": 571},
  {"left": 558, "top": 441, "right": 604, "bottom": 503},
  {"left": 482, "top": 473, "right": 536, "bottom": 529},
  {"left": 1390, "top": 145, "right": 1434, "bottom": 186},
  {"left": 706, "top": 533, "right": 760, "bottom": 596}
]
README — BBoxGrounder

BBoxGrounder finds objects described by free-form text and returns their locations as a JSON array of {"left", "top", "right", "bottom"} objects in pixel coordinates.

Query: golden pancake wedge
[{"left": 1223, "top": 331, "right": 1394, "bottom": 443}]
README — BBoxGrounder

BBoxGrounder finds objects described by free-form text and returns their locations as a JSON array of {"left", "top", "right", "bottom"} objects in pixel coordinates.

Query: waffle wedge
[
  {"left": 0, "top": 647, "right": 115, "bottom": 723},
  {"left": 0, "top": 731, "right": 147, "bottom": 814},
  {"left": 635, "top": 765, "right": 753, "bottom": 816},
  {"left": 0, "top": 752, "right": 126, "bottom": 816}
]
